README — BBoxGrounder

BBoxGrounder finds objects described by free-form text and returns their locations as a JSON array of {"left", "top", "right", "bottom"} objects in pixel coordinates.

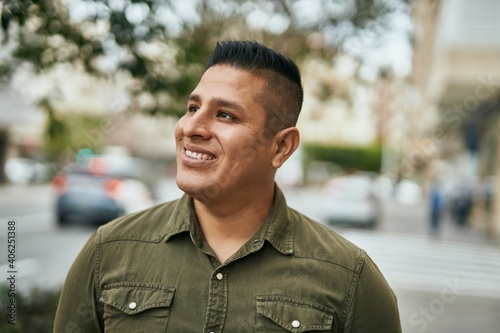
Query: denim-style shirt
[{"left": 54, "top": 186, "right": 402, "bottom": 332}]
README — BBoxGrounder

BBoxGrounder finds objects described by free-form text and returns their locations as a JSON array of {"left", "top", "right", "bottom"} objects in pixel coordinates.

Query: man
[{"left": 54, "top": 40, "right": 402, "bottom": 332}]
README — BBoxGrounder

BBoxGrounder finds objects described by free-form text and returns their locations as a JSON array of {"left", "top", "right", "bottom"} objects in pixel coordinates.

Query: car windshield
[
  {"left": 324, "top": 175, "right": 373, "bottom": 200},
  {"left": 65, "top": 172, "right": 107, "bottom": 194}
]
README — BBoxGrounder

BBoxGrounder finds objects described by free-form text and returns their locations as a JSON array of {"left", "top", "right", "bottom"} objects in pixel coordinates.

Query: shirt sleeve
[
  {"left": 343, "top": 253, "right": 402, "bottom": 332},
  {"left": 53, "top": 232, "right": 104, "bottom": 333}
]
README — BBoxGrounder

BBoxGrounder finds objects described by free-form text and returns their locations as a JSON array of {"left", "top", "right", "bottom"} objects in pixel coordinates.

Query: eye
[
  {"left": 217, "top": 111, "right": 236, "bottom": 120},
  {"left": 187, "top": 105, "right": 199, "bottom": 113}
]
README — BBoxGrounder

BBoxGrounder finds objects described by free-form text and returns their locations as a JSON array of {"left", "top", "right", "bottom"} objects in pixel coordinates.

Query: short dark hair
[{"left": 206, "top": 40, "right": 303, "bottom": 137}]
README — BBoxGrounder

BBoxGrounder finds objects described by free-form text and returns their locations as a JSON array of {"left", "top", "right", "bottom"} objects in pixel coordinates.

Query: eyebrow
[{"left": 188, "top": 94, "right": 245, "bottom": 113}]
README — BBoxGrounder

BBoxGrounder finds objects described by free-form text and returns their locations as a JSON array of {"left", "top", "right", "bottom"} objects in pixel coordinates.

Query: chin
[
  {"left": 176, "top": 176, "right": 216, "bottom": 202},
  {"left": 176, "top": 176, "right": 195, "bottom": 195}
]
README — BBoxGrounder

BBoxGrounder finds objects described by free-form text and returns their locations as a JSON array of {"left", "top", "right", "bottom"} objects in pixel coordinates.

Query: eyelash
[
  {"left": 187, "top": 105, "right": 198, "bottom": 113},
  {"left": 217, "top": 111, "right": 236, "bottom": 120},
  {"left": 186, "top": 106, "right": 236, "bottom": 121}
]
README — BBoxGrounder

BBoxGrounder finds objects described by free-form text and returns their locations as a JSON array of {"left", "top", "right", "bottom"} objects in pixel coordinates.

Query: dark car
[{"left": 52, "top": 165, "right": 125, "bottom": 226}]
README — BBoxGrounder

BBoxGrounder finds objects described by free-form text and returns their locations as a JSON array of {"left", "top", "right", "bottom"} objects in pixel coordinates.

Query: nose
[{"left": 175, "top": 109, "right": 211, "bottom": 140}]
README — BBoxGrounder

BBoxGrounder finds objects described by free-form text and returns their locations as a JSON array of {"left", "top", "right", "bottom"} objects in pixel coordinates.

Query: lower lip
[{"left": 181, "top": 151, "right": 216, "bottom": 167}]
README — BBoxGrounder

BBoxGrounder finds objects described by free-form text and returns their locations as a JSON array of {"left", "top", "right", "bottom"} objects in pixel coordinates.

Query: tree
[{"left": 0, "top": 0, "right": 410, "bottom": 160}]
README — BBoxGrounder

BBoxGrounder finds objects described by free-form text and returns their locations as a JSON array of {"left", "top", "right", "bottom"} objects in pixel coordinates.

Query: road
[
  {"left": 1, "top": 182, "right": 500, "bottom": 332},
  {"left": 0, "top": 184, "right": 94, "bottom": 291}
]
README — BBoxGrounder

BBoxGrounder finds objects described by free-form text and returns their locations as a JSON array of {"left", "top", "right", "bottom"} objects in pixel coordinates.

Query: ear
[{"left": 272, "top": 127, "right": 300, "bottom": 168}]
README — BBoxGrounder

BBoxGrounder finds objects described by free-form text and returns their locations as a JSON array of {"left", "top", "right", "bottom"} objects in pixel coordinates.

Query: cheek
[
  {"left": 229, "top": 135, "right": 274, "bottom": 166},
  {"left": 174, "top": 117, "right": 185, "bottom": 138}
]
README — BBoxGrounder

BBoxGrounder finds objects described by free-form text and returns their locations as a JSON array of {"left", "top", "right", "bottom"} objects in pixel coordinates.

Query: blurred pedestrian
[
  {"left": 450, "top": 187, "right": 472, "bottom": 227},
  {"left": 54, "top": 40, "right": 401, "bottom": 332},
  {"left": 429, "top": 180, "right": 444, "bottom": 233}
]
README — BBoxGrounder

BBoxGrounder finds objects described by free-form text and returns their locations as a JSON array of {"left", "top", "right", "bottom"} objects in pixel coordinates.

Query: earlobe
[{"left": 272, "top": 127, "right": 300, "bottom": 168}]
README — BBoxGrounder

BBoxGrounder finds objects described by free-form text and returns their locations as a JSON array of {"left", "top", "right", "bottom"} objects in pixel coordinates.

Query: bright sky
[
  {"left": 344, "top": 10, "right": 414, "bottom": 80},
  {"left": 63, "top": 0, "right": 413, "bottom": 80}
]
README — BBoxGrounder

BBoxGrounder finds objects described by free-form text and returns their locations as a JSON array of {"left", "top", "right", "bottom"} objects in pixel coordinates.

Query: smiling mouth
[{"left": 185, "top": 149, "right": 216, "bottom": 160}]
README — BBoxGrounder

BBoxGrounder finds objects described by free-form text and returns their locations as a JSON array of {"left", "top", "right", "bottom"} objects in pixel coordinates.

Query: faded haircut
[{"left": 205, "top": 40, "right": 303, "bottom": 138}]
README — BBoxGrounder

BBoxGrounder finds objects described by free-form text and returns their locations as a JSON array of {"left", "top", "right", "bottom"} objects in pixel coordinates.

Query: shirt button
[
  {"left": 128, "top": 301, "right": 137, "bottom": 310},
  {"left": 292, "top": 320, "right": 300, "bottom": 328},
  {"left": 216, "top": 273, "right": 224, "bottom": 280},
  {"left": 253, "top": 239, "right": 260, "bottom": 246}
]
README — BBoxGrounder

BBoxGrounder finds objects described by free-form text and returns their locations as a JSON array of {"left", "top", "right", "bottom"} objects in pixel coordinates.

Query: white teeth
[{"left": 185, "top": 149, "right": 215, "bottom": 160}]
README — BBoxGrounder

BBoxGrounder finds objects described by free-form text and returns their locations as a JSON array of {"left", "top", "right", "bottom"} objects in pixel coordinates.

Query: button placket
[{"left": 204, "top": 269, "right": 229, "bottom": 333}]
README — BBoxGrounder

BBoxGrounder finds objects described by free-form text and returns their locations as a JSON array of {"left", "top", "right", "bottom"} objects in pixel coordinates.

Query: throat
[
  {"left": 207, "top": 237, "right": 249, "bottom": 264},
  {"left": 198, "top": 214, "right": 264, "bottom": 264},
  {"left": 193, "top": 187, "right": 275, "bottom": 263}
]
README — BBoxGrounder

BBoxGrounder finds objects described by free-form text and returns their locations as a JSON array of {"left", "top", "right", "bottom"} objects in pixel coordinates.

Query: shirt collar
[
  {"left": 163, "top": 184, "right": 294, "bottom": 255},
  {"left": 255, "top": 185, "right": 294, "bottom": 255},
  {"left": 163, "top": 193, "right": 197, "bottom": 242}
]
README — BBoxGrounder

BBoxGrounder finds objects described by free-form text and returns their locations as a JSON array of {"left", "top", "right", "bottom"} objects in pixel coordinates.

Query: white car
[
  {"left": 5, "top": 158, "right": 49, "bottom": 184},
  {"left": 321, "top": 174, "right": 381, "bottom": 228}
]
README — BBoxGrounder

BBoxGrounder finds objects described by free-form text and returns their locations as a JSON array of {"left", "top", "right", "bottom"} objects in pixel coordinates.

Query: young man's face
[{"left": 175, "top": 65, "right": 277, "bottom": 201}]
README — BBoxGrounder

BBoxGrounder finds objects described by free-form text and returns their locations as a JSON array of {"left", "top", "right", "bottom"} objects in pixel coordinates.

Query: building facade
[{"left": 412, "top": 0, "right": 500, "bottom": 235}]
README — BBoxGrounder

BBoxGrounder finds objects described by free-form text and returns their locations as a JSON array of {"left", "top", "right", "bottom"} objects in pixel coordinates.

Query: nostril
[{"left": 184, "top": 123, "right": 211, "bottom": 139}]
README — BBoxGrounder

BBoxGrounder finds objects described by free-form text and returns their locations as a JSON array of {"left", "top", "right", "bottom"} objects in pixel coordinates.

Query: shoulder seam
[
  {"left": 289, "top": 208, "right": 362, "bottom": 272},
  {"left": 339, "top": 248, "right": 366, "bottom": 331},
  {"left": 95, "top": 227, "right": 103, "bottom": 315},
  {"left": 292, "top": 254, "right": 358, "bottom": 273},
  {"left": 99, "top": 238, "right": 164, "bottom": 245}
]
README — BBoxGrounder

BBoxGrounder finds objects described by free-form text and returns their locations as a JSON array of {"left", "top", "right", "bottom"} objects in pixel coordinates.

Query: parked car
[
  {"left": 52, "top": 157, "right": 154, "bottom": 226},
  {"left": 5, "top": 157, "right": 49, "bottom": 184},
  {"left": 321, "top": 173, "right": 381, "bottom": 228}
]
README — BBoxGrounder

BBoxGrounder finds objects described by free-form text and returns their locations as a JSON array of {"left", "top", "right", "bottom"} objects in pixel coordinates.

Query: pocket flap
[
  {"left": 256, "top": 296, "right": 335, "bottom": 332},
  {"left": 100, "top": 282, "right": 175, "bottom": 315}
]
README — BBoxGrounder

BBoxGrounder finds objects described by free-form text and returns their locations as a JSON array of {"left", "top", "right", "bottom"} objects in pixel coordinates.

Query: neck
[{"left": 193, "top": 183, "right": 275, "bottom": 263}]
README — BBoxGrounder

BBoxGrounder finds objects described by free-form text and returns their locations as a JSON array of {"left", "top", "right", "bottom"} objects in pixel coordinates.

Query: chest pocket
[
  {"left": 256, "top": 296, "right": 335, "bottom": 332},
  {"left": 100, "top": 282, "right": 175, "bottom": 333}
]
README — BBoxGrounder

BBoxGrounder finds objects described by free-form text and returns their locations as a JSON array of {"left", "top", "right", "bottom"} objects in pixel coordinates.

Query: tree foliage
[
  {"left": 1, "top": 0, "right": 409, "bottom": 118},
  {"left": 0, "top": 283, "right": 61, "bottom": 333},
  {"left": 304, "top": 142, "right": 382, "bottom": 172}
]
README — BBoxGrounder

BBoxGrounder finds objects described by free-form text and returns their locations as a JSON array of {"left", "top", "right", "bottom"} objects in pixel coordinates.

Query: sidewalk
[
  {"left": 283, "top": 184, "right": 500, "bottom": 247},
  {"left": 0, "top": 183, "right": 53, "bottom": 213},
  {"left": 381, "top": 198, "right": 500, "bottom": 247}
]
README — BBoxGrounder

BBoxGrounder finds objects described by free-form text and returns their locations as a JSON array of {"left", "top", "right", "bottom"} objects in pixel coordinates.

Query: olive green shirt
[{"left": 54, "top": 186, "right": 401, "bottom": 332}]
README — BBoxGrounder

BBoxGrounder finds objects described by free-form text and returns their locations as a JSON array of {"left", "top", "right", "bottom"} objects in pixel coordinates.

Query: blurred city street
[
  {"left": 1, "top": 0, "right": 500, "bottom": 331},
  {"left": 1, "top": 179, "right": 499, "bottom": 333}
]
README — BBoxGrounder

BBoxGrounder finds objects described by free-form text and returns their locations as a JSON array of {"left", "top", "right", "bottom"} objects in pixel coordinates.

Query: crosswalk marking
[{"left": 339, "top": 229, "right": 500, "bottom": 299}]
